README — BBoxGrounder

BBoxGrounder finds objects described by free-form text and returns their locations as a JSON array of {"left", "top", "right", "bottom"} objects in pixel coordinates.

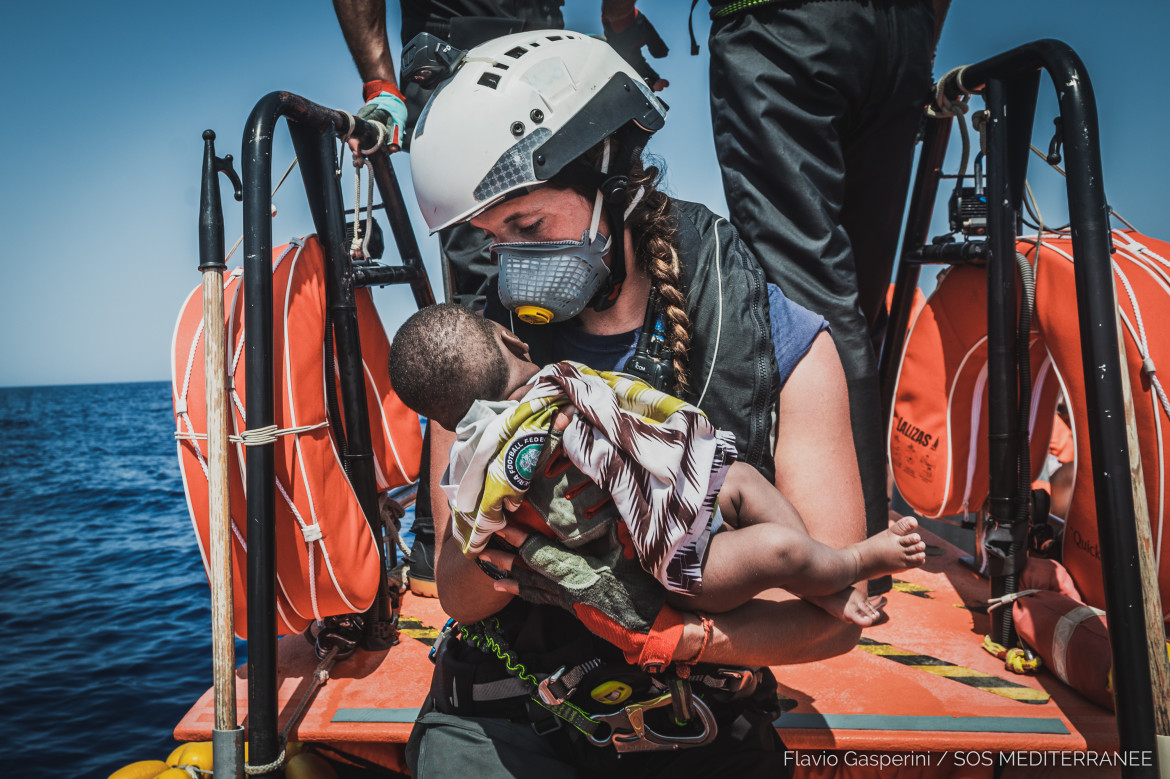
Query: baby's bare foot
[
  {"left": 844, "top": 593, "right": 889, "bottom": 626},
  {"left": 814, "top": 589, "right": 890, "bottom": 626},
  {"left": 854, "top": 516, "right": 927, "bottom": 580}
]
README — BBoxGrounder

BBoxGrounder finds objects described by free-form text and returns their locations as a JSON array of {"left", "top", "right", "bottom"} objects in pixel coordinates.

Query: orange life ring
[
  {"left": 889, "top": 264, "right": 1059, "bottom": 520},
  {"left": 171, "top": 237, "right": 422, "bottom": 637},
  {"left": 1028, "top": 230, "right": 1170, "bottom": 620}
]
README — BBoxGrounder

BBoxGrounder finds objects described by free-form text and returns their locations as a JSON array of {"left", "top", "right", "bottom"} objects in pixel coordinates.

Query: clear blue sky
[{"left": 1, "top": 1, "right": 1166, "bottom": 387}]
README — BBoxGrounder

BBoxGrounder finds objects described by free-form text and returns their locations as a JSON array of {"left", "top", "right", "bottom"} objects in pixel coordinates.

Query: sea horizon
[{"left": 1, "top": 378, "right": 172, "bottom": 392}]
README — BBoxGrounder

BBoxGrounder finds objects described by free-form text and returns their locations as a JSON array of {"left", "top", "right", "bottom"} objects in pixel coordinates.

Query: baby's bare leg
[
  {"left": 667, "top": 503, "right": 927, "bottom": 613},
  {"left": 666, "top": 522, "right": 865, "bottom": 613},
  {"left": 722, "top": 462, "right": 928, "bottom": 582}
]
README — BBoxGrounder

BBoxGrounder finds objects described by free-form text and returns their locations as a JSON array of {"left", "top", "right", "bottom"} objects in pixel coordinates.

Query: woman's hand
[
  {"left": 479, "top": 522, "right": 683, "bottom": 668},
  {"left": 477, "top": 524, "right": 528, "bottom": 596}
]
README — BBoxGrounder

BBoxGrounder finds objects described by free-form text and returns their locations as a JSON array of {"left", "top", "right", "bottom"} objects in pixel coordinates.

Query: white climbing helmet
[{"left": 409, "top": 30, "right": 667, "bottom": 233}]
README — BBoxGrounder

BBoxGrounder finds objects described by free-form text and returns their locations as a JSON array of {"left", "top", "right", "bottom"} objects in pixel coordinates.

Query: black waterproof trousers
[{"left": 709, "top": 0, "right": 934, "bottom": 541}]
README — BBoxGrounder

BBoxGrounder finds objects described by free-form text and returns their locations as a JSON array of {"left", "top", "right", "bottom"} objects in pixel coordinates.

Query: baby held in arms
[{"left": 388, "top": 304, "right": 925, "bottom": 625}]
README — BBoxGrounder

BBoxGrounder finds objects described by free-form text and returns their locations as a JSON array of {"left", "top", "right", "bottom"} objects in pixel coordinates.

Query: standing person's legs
[{"left": 709, "top": 1, "right": 932, "bottom": 547}]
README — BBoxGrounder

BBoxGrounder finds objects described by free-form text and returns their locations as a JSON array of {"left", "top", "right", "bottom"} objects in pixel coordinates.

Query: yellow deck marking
[
  {"left": 857, "top": 638, "right": 1050, "bottom": 704},
  {"left": 397, "top": 616, "right": 440, "bottom": 646},
  {"left": 891, "top": 579, "right": 934, "bottom": 599}
]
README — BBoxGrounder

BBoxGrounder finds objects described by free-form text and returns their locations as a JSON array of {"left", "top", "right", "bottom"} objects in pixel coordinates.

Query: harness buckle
[
  {"left": 711, "top": 667, "right": 754, "bottom": 695},
  {"left": 536, "top": 665, "right": 575, "bottom": 706},
  {"left": 587, "top": 692, "right": 719, "bottom": 753}
]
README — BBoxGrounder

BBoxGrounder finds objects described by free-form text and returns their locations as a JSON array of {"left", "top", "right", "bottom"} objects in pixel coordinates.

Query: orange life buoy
[
  {"left": 889, "top": 264, "right": 1059, "bottom": 519},
  {"left": 172, "top": 237, "right": 422, "bottom": 637},
  {"left": 1028, "top": 230, "right": 1170, "bottom": 620}
]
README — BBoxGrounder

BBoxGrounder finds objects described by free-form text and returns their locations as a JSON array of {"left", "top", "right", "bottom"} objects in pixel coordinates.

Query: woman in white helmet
[{"left": 405, "top": 30, "right": 866, "bottom": 777}]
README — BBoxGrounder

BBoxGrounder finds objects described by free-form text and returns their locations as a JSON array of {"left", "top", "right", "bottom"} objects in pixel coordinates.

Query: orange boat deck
[{"left": 175, "top": 528, "right": 1119, "bottom": 758}]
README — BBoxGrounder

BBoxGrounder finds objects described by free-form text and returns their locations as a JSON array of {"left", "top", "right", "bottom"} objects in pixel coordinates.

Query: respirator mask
[{"left": 493, "top": 189, "right": 612, "bottom": 325}]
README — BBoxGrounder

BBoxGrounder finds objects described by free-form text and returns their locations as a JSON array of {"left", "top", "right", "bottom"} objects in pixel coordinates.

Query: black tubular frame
[
  {"left": 882, "top": 40, "right": 1157, "bottom": 773},
  {"left": 238, "top": 91, "right": 434, "bottom": 776}
]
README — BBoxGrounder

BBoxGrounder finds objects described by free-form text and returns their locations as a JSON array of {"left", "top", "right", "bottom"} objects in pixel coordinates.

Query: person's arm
[
  {"left": 332, "top": 0, "right": 407, "bottom": 151},
  {"left": 601, "top": 1, "right": 637, "bottom": 24},
  {"left": 601, "top": 1, "right": 669, "bottom": 92},
  {"left": 428, "top": 423, "right": 515, "bottom": 622},
  {"left": 333, "top": 0, "right": 397, "bottom": 84},
  {"left": 677, "top": 331, "right": 866, "bottom": 664}
]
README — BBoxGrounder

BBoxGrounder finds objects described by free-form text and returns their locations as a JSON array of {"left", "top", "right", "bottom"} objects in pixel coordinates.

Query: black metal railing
[
  {"left": 197, "top": 91, "right": 436, "bottom": 776},
  {"left": 881, "top": 40, "right": 1158, "bottom": 775}
]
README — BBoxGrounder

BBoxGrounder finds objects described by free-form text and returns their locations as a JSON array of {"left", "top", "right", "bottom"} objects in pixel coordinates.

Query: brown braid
[
  {"left": 624, "top": 159, "right": 692, "bottom": 397},
  {"left": 569, "top": 141, "right": 693, "bottom": 397}
]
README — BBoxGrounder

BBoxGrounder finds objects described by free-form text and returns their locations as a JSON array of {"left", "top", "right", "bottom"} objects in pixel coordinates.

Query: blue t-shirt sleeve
[{"left": 768, "top": 283, "right": 829, "bottom": 387}]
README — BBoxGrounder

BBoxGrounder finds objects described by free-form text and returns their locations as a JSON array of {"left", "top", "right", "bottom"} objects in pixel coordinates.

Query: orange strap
[
  {"left": 362, "top": 79, "right": 405, "bottom": 103},
  {"left": 635, "top": 605, "right": 686, "bottom": 670}
]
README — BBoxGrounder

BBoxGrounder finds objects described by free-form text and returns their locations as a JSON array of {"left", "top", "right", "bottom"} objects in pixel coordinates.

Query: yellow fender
[
  {"left": 285, "top": 753, "right": 340, "bottom": 779},
  {"left": 107, "top": 760, "right": 170, "bottom": 779},
  {"left": 166, "top": 741, "right": 213, "bottom": 769},
  {"left": 109, "top": 739, "right": 309, "bottom": 778}
]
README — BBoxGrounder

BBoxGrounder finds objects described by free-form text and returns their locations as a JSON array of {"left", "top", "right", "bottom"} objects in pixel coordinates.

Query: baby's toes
[{"left": 890, "top": 516, "right": 919, "bottom": 536}]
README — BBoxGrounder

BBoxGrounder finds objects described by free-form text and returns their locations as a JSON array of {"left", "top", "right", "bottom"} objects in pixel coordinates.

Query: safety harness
[{"left": 441, "top": 618, "right": 772, "bottom": 752}]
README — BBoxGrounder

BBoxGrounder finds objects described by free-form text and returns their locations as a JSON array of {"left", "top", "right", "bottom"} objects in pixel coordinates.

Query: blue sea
[{"left": 0, "top": 382, "right": 414, "bottom": 778}]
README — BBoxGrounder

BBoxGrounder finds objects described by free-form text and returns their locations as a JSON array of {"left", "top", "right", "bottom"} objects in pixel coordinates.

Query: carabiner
[{"left": 585, "top": 692, "right": 719, "bottom": 753}]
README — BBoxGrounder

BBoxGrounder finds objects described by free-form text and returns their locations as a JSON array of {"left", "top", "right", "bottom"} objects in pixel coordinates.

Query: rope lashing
[
  {"left": 336, "top": 109, "right": 356, "bottom": 144},
  {"left": 380, "top": 494, "right": 412, "bottom": 556},
  {"left": 987, "top": 589, "right": 1042, "bottom": 612},
  {"left": 926, "top": 65, "right": 972, "bottom": 119},
  {"left": 981, "top": 634, "right": 1043, "bottom": 675},
  {"left": 240, "top": 647, "right": 340, "bottom": 774},
  {"left": 1113, "top": 252, "right": 1170, "bottom": 420},
  {"left": 970, "top": 109, "right": 989, "bottom": 155},
  {"left": 349, "top": 153, "right": 376, "bottom": 261},
  {"left": 244, "top": 739, "right": 286, "bottom": 776},
  {"left": 360, "top": 120, "right": 388, "bottom": 157},
  {"left": 174, "top": 420, "right": 329, "bottom": 446}
]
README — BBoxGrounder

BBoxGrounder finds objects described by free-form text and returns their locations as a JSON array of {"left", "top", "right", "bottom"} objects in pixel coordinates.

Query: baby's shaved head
[{"left": 388, "top": 303, "right": 509, "bottom": 429}]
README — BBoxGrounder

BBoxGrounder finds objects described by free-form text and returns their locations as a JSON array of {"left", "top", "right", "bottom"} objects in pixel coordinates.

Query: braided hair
[{"left": 623, "top": 156, "right": 691, "bottom": 398}]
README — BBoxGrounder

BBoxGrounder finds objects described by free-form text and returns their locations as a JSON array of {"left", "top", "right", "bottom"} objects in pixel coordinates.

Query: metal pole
[
  {"left": 982, "top": 78, "right": 1022, "bottom": 648},
  {"left": 1033, "top": 46, "right": 1159, "bottom": 772},
  {"left": 242, "top": 94, "right": 281, "bottom": 779},
  {"left": 199, "top": 130, "right": 245, "bottom": 779},
  {"left": 368, "top": 154, "right": 436, "bottom": 309},
  {"left": 236, "top": 91, "right": 438, "bottom": 773}
]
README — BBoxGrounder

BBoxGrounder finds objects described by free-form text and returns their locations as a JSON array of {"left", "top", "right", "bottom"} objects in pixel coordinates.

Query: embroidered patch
[{"left": 503, "top": 432, "right": 546, "bottom": 490}]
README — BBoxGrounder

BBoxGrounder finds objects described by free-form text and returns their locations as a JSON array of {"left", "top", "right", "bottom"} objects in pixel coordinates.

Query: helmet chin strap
[{"left": 586, "top": 128, "right": 652, "bottom": 313}]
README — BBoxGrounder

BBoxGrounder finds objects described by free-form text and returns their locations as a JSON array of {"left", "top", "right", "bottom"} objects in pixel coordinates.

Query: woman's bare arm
[{"left": 677, "top": 331, "right": 866, "bottom": 664}]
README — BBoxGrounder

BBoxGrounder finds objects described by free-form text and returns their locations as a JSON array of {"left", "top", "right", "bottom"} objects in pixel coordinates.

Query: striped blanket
[{"left": 441, "top": 360, "right": 737, "bottom": 595}]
